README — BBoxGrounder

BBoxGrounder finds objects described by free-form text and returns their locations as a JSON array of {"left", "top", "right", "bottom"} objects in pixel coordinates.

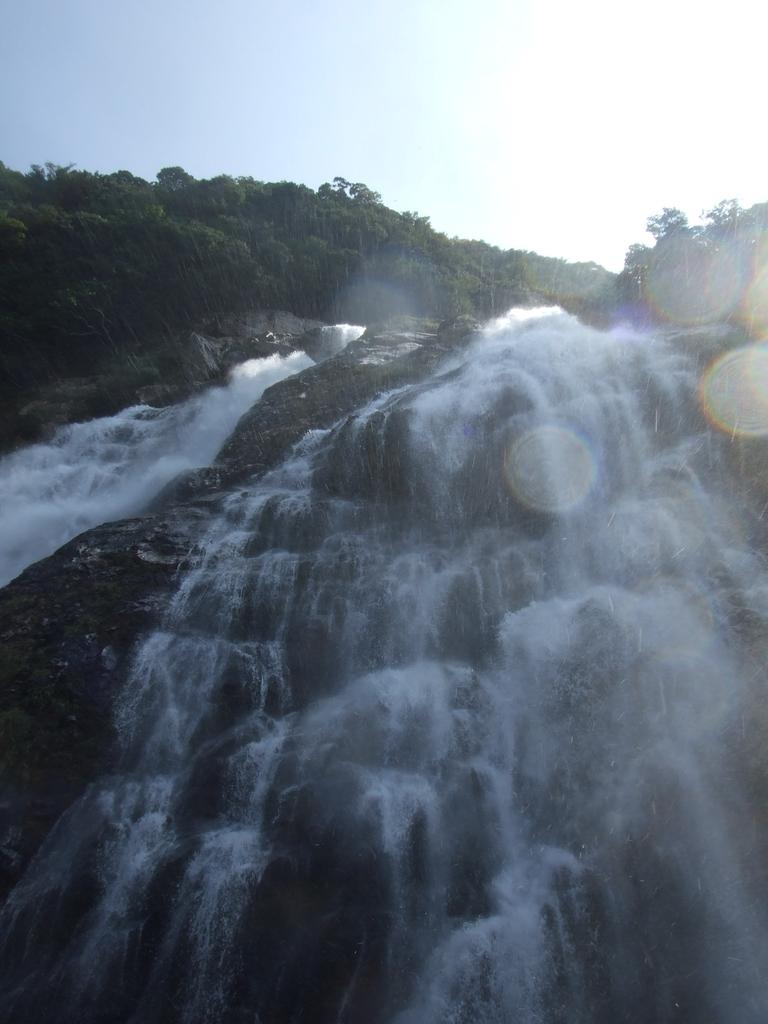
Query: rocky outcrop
[
  {"left": 215, "top": 316, "right": 479, "bottom": 484},
  {"left": 0, "top": 316, "right": 480, "bottom": 897}
]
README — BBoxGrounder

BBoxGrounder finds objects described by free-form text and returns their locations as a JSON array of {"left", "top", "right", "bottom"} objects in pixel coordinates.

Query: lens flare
[
  {"left": 699, "top": 344, "right": 768, "bottom": 437},
  {"left": 645, "top": 238, "right": 748, "bottom": 326},
  {"left": 504, "top": 425, "right": 597, "bottom": 513}
]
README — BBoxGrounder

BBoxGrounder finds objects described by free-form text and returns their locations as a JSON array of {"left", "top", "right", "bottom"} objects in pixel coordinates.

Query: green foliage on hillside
[
  {"left": 0, "top": 161, "right": 614, "bottom": 388},
  {"left": 617, "top": 201, "right": 768, "bottom": 332}
]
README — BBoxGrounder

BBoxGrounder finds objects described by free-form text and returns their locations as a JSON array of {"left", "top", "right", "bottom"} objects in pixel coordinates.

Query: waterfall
[
  {"left": 2, "top": 310, "right": 768, "bottom": 1023},
  {"left": 319, "top": 323, "right": 366, "bottom": 357},
  {"left": 0, "top": 351, "right": 312, "bottom": 586}
]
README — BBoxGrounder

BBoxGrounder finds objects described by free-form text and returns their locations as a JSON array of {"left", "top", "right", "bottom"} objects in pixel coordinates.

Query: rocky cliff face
[{"left": 0, "top": 316, "right": 478, "bottom": 898}]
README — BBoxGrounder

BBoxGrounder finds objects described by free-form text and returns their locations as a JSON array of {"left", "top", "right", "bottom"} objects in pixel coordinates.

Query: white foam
[{"left": 0, "top": 350, "right": 312, "bottom": 586}]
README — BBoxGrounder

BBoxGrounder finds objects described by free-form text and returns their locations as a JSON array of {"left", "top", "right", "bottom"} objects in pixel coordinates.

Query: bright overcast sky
[{"left": 1, "top": 0, "right": 765, "bottom": 270}]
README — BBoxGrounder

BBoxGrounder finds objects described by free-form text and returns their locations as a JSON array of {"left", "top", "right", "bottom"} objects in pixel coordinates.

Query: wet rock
[
  {"left": 0, "top": 513, "right": 201, "bottom": 898},
  {"left": 135, "top": 383, "right": 186, "bottom": 406},
  {"left": 438, "top": 314, "right": 481, "bottom": 344},
  {"left": 214, "top": 320, "right": 475, "bottom": 488}
]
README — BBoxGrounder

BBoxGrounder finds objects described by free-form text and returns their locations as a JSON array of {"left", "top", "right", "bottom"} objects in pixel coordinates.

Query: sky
[{"left": 1, "top": 0, "right": 765, "bottom": 270}]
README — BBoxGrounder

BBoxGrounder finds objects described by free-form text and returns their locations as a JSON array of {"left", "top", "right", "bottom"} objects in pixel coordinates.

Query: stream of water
[{"left": 0, "top": 351, "right": 313, "bottom": 587}]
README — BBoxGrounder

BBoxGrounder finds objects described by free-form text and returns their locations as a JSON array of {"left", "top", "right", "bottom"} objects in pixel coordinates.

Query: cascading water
[
  {"left": 2, "top": 310, "right": 768, "bottom": 1023},
  {"left": 317, "top": 323, "right": 366, "bottom": 358},
  {"left": 0, "top": 351, "right": 312, "bottom": 586}
]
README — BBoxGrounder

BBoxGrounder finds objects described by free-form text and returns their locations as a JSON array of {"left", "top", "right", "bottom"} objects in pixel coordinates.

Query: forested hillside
[
  {"left": 617, "top": 199, "right": 768, "bottom": 336},
  {"left": 0, "top": 161, "right": 613, "bottom": 388}
]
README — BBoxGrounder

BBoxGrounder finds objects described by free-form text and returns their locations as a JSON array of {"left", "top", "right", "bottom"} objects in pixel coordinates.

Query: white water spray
[
  {"left": 0, "top": 350, "right": 312, "bottom": 586},
  {"left": 321, "top": 322, "right": 365, "bottom": 354}
]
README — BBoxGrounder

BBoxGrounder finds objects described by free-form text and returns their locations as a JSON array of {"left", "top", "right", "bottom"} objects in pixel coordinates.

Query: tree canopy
[
  {"left": 645, "top": 207, "right": 689, "bottom": 241},
  {"left": 0, "top": 160, "right": 615, "bottom": 389},
  {"left": 617, "top": 199, "right": 768, "bottom": 328}
]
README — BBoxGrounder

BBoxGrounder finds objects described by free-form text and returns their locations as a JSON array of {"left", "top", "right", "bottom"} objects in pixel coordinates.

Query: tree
[
  {"left": 332, "top": 177, "right": 351, "bottom": 195},
  {"left": 623, "top": 242, "right": 651, "bottom": 271},
  {"left": 155, "top": 166, "right": 195, "bottom": 192},
  {"left": 618, "top": 243, "right": 652, "bottom": 302},
  {"left": 703, "top": 198, "right": 741, "bottom": 235},
  {"left": 327, "top": 178, "right": 381, "bottom": 204},
  {"left": 349, "top": 182, "right": 382, "bottom": 205},
  {"left": 646, "top": 207, "right": 689, "bottom": 241}
]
